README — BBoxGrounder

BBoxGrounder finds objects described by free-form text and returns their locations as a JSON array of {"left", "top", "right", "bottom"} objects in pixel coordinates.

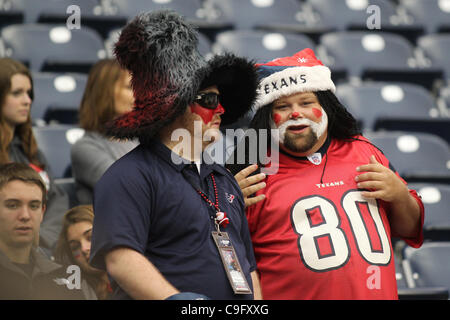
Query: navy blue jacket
[{"left": 90, "top": 139, "right": 256, "bottom": 300}]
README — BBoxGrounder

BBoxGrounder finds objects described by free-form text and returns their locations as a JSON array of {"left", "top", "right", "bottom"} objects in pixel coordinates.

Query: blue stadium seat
[
  {"left": 0, "top": 0, "right": 24, "bottom": 29},
  {"left": 1, "top": 23, "right": 106, "bottom": 73},
  {"left": 402, "top": 242, "right": 450, "bottom": 297},
  {"left": 308, "top": 0, "right": 396, "bottom": 30},
  {"left": 20, "top": 0, "right": 124, "bottom": 39},
  {"left": 109, "top": 0, "right": 203, "bottom": 20},
  {"left": 320, "top": 31, "right": 443, "bottom": 89},
  {"left": 31, "top": 72, "right": 87, "bottom": 125},
  {"left": 107, "top": 0, "right": 231, "bottom": 40},
  {"left": 417, "top": 34, "right": 450, "bottom": 81},
  {"left": 209, "top": 0, "right": 330, "bottom": 41},
  {"left": 364, "top": 131, "right": 450, "bottom": 183},
  {"left": 408, "top": 183, "right": 450, "bottom": 241},
  {"left": 212, "top": 30, "right": 316, "bottom": 63},
  {"left": 399, "top": 0, "right": 450, "bottom": 34},
  {"left": 32, "top": 125, "right": 85, "bottom": 178},
  {"left": 336, "top": 82, "right": 450, "bottom": 142}
]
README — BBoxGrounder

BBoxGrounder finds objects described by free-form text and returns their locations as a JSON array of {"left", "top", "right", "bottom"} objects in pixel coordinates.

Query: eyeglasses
[{"left": 194, "top": 92, "right": 220, "bottom": 110}]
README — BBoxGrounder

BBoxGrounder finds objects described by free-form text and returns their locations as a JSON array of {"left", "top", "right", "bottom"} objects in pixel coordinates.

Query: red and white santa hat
[{"left": 254, "top": 48, "right": 336, "bottom": 110}]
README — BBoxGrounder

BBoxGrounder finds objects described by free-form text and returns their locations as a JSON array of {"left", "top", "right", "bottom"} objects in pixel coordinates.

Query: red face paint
[
  {"left": 312, "top": 108, "right": 322, "bottom": 119},
  {"left": 291, "top": 111, "right": 300, "bottom": 119},
  {"left": 190, "top": 103, "right": 225, "bottom": 124},
  {"left": 273, "top": 113, "right": 282, "bottom": 125}
]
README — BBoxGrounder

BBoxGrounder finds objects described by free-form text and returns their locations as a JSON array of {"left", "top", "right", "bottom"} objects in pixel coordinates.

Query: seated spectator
[
  {"left": 0, "top": 58, "right": 70, "bottom": 254},
  {"left": 54, "top": 204, "right": 111, "bottom": 300},
  {"left": 71, "top": 59, "right": 138, "bottom": 205},
  {"left": 0, "top": 163, "right": 85, "bottom": 299}
]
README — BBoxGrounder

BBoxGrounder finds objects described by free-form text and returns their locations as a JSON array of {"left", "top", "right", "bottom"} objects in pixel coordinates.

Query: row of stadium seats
[
  {"left": 1, "top": 25, "right": 449, "bottom": 92},
  {"left": 1, "top": 0, "right": 449, "bottom": 40},
  {"left": 27, "top": 71, "right": 450, "bottom": 144}
]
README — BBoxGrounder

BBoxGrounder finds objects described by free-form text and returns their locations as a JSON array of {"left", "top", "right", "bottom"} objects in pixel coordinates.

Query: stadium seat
[
  {"left": 319, "top": 31, "right": 443, "bottom": 89},
  {"left": 20, "top": 0, "right": 124, "bottom": 39},
  {"left": 399, "top": 0, "right": 450, "bottom": 34},
  {"left": 308, "top": 0, "right": 396, "bottom": 30},
  {"left": 408, "top": 183, "right": 450, "bottom": 241},
  {"left": 402, "top": 242, "right": 450, "bottom": 296},
  {"left": 31, "top": 72, "right": 87, "bottom": 125},
  {"left": 364, "top": 131, "right": 450, "bottom": 183},
  {"left": 0, "top": 0, "right": 24, "bottom": 29},
  {"left": 212, "top": 30, "right": 316, "bottom": 63},
  {"left": 32, "top": 125, "right": 85, "bottom": 178},
  {"left": 106, "top": 0, "right": 232, "bottom": 40},
  {"left": 209, "top": 0, "right": 330, "bottom": 41},
  {"left": 417, "top": 34, "right": 450, "bottom": 81},
  {"left": 307, "top": 0, "right": 424, "bottom": 44},
  {"left": 109, "top": 0, "right": 203, "bottom": 20},
  {"left": 1, "top": 23, "right": 106, "bottom": 73},
  {"left": 336, "top": 82, "right": 450, "bottom": 142}
]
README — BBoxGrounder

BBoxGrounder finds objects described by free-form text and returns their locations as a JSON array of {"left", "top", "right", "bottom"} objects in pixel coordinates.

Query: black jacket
[{"left": 0, "top": 248, "right": 85, "bottom": 300}]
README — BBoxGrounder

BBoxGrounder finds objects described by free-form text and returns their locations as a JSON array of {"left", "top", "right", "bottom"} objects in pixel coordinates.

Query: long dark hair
[{"left": 225, "top": 90, "right": 361, "bottom": 175}]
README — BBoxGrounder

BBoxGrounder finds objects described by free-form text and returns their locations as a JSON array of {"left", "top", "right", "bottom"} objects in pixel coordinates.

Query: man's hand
[
  {"left": 355, "top": 155, "right": 409, "bottom": 203},
  {"left": 234, "top": 164, "right": 266, "bottom": 208}
]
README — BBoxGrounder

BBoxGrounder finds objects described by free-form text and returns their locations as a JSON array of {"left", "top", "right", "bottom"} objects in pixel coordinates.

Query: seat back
[
  {"left": 364, "top": 131, "right": 450, "bottom": 182},
  {"left": 32, "top": 125, "right": 85, "bottom": 178},
  {"left": 336, "top": 82, "right": 441, "bottom": 130},
  {"left": 31, "top": 72, "right": 87, "bottom": 125},
  {"left": 213, "top": 30, "right": 315, "bottom": 63},
  {"left": 320, "top": 31, "right": 416, "bottom": 78},
  {"left": 1, "top": 23, "right": 105, "bottom": 73},
  {"left": 403, "top": 242, "right": 450, "bottom": 289},
  {"left": 400, "top": 0, "right": 450, "bottom": 33}
]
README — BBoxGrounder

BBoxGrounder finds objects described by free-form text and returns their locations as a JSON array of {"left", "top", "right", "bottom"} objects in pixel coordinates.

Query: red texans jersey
[{"left": 246, "top": 136, "right": 424, "bottom": 300}]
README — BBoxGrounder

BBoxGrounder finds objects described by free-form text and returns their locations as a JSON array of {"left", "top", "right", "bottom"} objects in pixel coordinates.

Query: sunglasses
[{"left": 194, "top": 92, "right": 220, "bottom": 109}]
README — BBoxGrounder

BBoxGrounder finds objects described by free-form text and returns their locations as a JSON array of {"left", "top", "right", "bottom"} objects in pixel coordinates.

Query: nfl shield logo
[
  {"left": 225, "top": 193, "right": 235, "bottom": 203},
  {"left": 307, "top": 153, "right": 322, "bottom": 165}
]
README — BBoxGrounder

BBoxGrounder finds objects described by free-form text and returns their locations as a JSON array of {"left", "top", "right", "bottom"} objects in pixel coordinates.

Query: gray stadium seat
[
  {"left": 0, "top": 0, "right": 24, "bottom": 28},
  {"left": 336, "top": 82, "right": 450, "bottom": 142},
  {"left": 213, "top": 30, "right": 316, "bottom": 63},
  {"left": 403, "top": 242, "right": 450, "bottom": 295},
  {"left": 408, "top": 183, "right": 450, "bottom": 241},
  {"left": 209, "top": 0, "right": 330, "bottom": 41},
  {"left": 1, "top": 23, "right": 106, "bottom": 73},
  {"left": 399, "top": 0, "right": 450, "bottom": 34},
  {"left": 364, "top": 131, "right": 450, "bottom": 183},
  {"left": 31, "top": 72, "right": 87, "bottom": 125},
  {"left": 308, "top": 0, "right": 397, "bottom": 30},
  {"left": 418, "top": 34, "right": 450, "bottom": 81},
  {"left": 32, "top": 125, "right": 85, "bottom": 178},
  {"left": 20, "top": 0, "right": 123, "bottom": 39},
  {"left": 320, "top": 31, "right": 443, "bottom": 89}
]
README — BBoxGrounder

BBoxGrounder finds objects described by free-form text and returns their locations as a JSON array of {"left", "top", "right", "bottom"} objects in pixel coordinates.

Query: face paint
[
  {"left": 190, "top": 103, "right": 224, "bottom": 124},
  {"left": 273, "top": 113, "right": 282, "bottom": 125},
  {"left": 291, "top": 111, "right": 300, "bottom": 119},
  {"left": 312, "top": 107, "right": 322, "bottom": 119}
]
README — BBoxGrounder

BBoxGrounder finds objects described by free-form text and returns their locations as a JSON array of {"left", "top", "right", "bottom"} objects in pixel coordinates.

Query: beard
[
  {"left": 271, "top": 109, "right": 328, "bottom": 154},
  {"left": 283, "top": 129, "right": 318, "bottom": 153}
]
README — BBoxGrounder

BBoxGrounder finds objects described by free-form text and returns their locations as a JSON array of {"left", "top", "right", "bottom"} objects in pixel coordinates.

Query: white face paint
[{"left": 270, "top": 108, "right": 328, "bottom": 145}]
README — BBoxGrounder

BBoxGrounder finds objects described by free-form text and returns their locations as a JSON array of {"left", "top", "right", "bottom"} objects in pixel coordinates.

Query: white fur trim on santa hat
[{"left": 254, "top": 65, "right": 336, "bottom": 110}]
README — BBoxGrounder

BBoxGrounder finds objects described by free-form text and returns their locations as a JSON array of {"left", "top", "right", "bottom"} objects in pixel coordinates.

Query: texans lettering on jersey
[{"left": 246, "top": 136, "right": 424, "bottom": 300}]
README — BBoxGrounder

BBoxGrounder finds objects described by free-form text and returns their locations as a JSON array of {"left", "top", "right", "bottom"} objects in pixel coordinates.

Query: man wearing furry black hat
[
  {"left": 89, "top": 10, "right": 262, "bottom": 300},
  {"left": 230, "top": 48, "right": 424, "bottom": 299}
]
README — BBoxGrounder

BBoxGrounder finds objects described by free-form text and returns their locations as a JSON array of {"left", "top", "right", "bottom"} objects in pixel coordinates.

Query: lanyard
[{"left": 181, "top": 168, "right": 229, "bottom": 230}]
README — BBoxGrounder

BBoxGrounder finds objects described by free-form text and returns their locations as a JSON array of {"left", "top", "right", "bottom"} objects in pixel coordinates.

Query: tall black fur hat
[{"left": 107, "top": 10, "right": 258, "bottom": 141}]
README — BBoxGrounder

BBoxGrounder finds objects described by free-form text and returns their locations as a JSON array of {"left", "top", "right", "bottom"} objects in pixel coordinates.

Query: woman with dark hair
[
  {"left": 54, "top": 205, "right": 111, "bottom": 300},
  {"left": 71, "top": 59, "right": 138, "bottom": 204},
  {"left": 0, "top": 58, "right": 70, "bottom": 253},
  {"left": 231, "top": 48, "right": 424, "bottom": 300}
]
